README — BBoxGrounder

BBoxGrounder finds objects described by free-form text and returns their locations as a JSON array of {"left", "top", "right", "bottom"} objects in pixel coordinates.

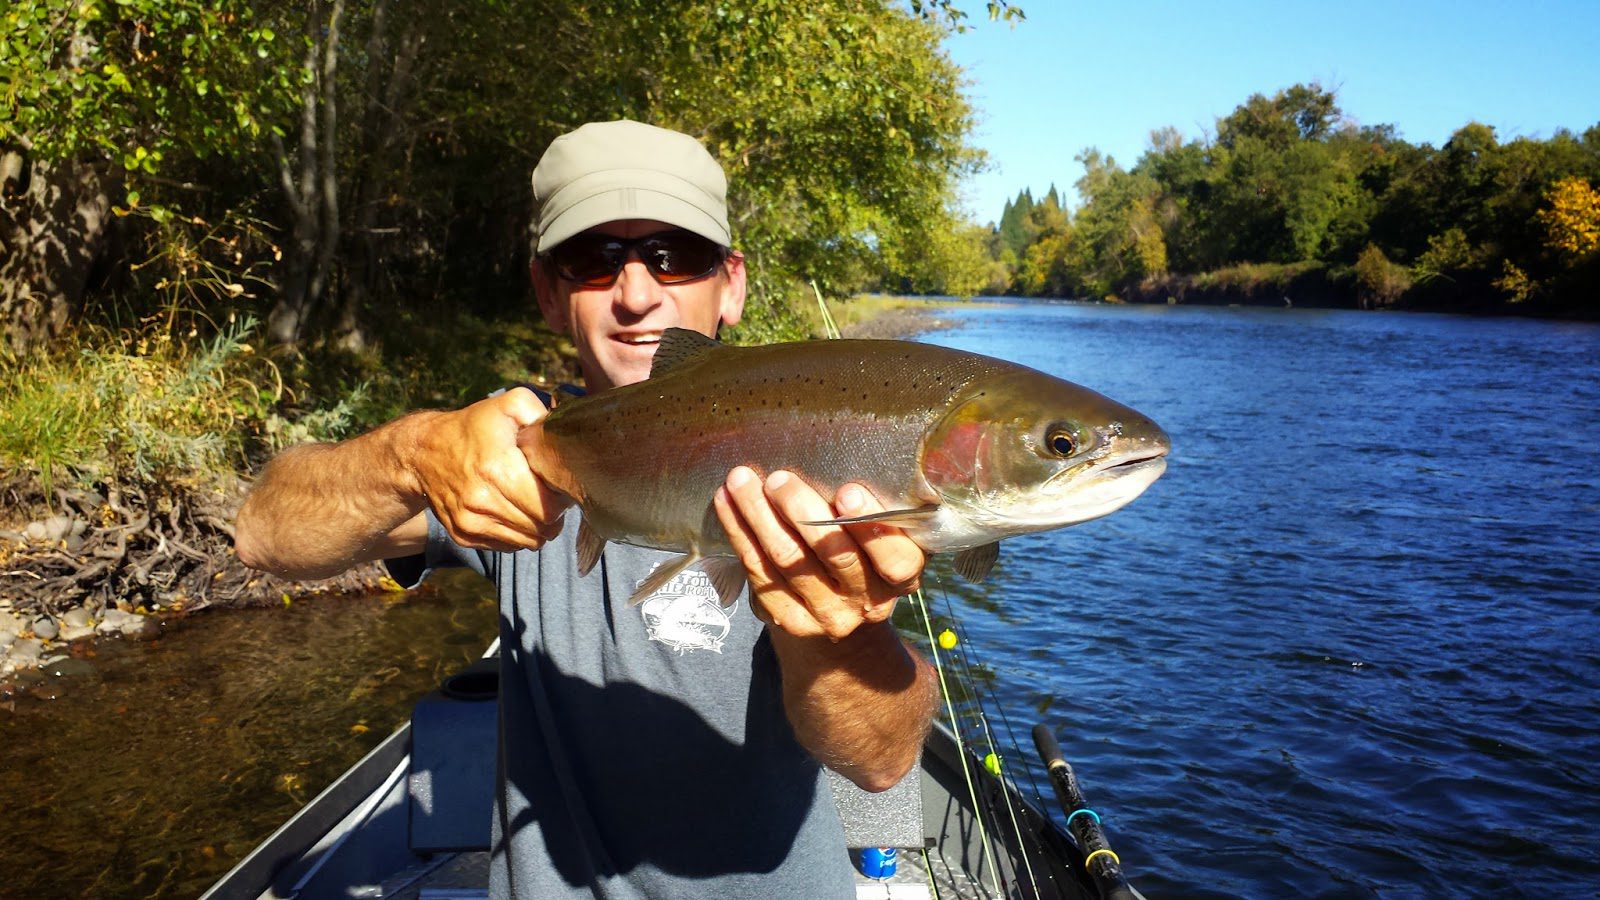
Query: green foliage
[
  {"left": 3, "top": 0, "right": 1006, "bottom": 479},
  {"left": 1354, "top": 244, "right": 1412, "bottom": 307},
  {"left": 1, "top": 0, "right": 298, "bottom": 171},
  {"left": 986, "top": 82, "right": 1600, "bottom": 312}
]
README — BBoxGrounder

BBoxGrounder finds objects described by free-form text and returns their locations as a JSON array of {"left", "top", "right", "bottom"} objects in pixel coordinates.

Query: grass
[
  {"left": 1188, "top": 260, "right": 1325, "bottom": 292},
  {"left": 0, "top": 319, "right": 360, "bottom": 502}
]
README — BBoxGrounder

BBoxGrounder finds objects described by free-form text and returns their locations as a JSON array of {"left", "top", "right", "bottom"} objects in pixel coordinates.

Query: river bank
[{"left": 1111, "top": 265, "right": 1597, "bottom": 319}]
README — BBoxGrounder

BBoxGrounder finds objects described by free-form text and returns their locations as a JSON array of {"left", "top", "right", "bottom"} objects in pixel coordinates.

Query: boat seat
[{"left": 407, "top": 658, "right": 929, "bottom": 853}]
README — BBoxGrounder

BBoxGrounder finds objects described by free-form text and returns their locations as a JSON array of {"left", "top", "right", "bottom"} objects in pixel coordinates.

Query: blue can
[{"left": 858, "top": 846, "right": 898, "bottom": 879}]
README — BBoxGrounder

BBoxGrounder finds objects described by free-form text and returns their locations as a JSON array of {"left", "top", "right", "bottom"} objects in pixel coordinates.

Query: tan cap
[{"left": 531, "top": 120, "right": 731, "bottom": 253}]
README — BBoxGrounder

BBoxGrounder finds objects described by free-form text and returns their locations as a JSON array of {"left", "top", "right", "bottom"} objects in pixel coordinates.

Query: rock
[
  {"left": 43, "top": 657, "right": 96, "bottom": 678},
  {"left": 22, "top": 514, "right": 75, "bottom": 543},
  {"left": 8, "top": 638, "right": 43, "bottom": 665},
  {"left": 59, "top": 622, "right": 96, "bottom": 642},
  {"left": 57, "top": 607, "right": 96, "bottom": 641},
  {"left": 93, "top": 608, "right": 159, "bottom": 640},
  {"left": 120, "top": 615, "right": 161, "bottom": 641},
  {"left": 0, "top": 631, "right": 14, "bottom": 650},
  {"left": 0, "top": 611, "right": 23, "bottom": 638},
  {"left": 31, "top": 617, "right": 59, "bottom": 641},
  {"left": 97, "top": 608, "right": 135, "bottom": 634}
]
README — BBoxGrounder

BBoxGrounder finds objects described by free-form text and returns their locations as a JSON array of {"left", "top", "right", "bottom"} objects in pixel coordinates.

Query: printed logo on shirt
[{"left": 638, "top": 568, "right": 734, "bottom": 654}]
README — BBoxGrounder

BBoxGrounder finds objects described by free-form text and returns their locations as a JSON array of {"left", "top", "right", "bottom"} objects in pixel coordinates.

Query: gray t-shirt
[{"left": 392, "top": 509, "right": 855, "bottom": 899}]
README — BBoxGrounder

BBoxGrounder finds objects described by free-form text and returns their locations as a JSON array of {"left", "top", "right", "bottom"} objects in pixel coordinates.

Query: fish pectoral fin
[
  {"left": 700, "top": 556, "right": 749, "bottom": 608},
  {"left": 575, "top": 516, "right": 606, "bottom": 577},
  {"left": 801, "top": 504, "right": 940, "bottom": 528},
  {"left": 952, "top": 542, "right": 1000, "bottom": 582},
  {"left": 628, "top": 551, "right": 702, "bottom": 606}
]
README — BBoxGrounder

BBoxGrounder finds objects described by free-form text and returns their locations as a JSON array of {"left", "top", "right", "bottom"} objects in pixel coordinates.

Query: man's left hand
[{"left": 714, "top": 466, "right": 925, "bottom": 640}]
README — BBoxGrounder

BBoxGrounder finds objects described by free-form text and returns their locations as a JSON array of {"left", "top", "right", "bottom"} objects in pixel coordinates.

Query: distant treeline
[{"left": 982, "top": 84, "right": 1600, "bottom": 317}]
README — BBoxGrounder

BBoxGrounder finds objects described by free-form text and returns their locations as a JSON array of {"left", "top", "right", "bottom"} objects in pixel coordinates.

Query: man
[{"left": 235, "top": 120, "right": 939, "bottom": 898}]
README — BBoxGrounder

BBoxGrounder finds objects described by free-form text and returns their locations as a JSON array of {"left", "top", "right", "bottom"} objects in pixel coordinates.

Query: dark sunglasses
[{"left": 546, "top": 230, "right": 727, "bottom": 288}]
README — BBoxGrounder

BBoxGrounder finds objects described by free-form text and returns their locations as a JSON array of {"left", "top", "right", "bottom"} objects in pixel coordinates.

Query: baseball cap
[{"left": 531, "top": 120, "right": 731, "bottom": 253}]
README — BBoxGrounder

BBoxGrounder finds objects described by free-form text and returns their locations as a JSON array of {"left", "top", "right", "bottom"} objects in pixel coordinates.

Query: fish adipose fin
[
  {"left": 575, "top": 516, "right": 606, "bottom": 577},
  {"left": 650, "top": 327, "right": 723, "bottom": 378},
  {"left": 801, "top": 504, "right": 940, "bottom": 528},
  {"left": 952, "top": 542, "right": 1000, "bottom": 582}
]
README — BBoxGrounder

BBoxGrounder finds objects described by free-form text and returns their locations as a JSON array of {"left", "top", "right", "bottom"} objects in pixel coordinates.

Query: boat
[{"left": 202, "top": 655, "right": 1143, "bottom": 900}]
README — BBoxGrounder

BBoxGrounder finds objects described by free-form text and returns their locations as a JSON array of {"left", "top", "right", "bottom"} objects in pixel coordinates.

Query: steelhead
[{"left": 520, "top": 328, "right": 1170, "bottom": 606}]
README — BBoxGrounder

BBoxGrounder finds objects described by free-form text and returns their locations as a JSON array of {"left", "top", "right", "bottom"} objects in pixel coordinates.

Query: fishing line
[
  {"left": 932, "top": 582, "right": 1058, "bottom": 832},
  {"left": 924, "top": 579, "right": 1049, "bottom": 900},
  {"left": 910, "top": 586, "right": 1006, "bottom": 898}
]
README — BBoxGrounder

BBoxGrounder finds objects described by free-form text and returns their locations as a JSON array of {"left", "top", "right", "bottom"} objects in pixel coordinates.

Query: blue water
[{"left": 912, "top": 301, "right": 1600, "bottom": 897}]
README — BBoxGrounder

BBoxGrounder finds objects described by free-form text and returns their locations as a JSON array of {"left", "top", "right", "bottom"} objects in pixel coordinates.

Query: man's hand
[
  {"left": 713, "top": 466, "right": 925, "bottom": 639},
  {"left": 413, "top": 388, "right": 572, "bottom": 553},
  {"left": 714, "top": 465, "right": 937, "bottom": 791}
]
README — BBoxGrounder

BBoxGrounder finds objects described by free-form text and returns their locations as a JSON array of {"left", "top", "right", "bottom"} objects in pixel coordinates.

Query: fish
[{"left": 519, "top": 328, "right": 1170, "bottom": 607}]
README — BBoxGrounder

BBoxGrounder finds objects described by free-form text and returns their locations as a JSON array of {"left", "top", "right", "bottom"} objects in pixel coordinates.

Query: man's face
[{"left": 533, "top": 219, "right": 746, "bottom": 392}]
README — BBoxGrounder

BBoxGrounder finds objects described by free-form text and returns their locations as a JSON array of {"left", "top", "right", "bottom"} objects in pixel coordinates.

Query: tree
[
  {"left": 1538, "top": 176, "right": 1600, "bottom": 264},
  {"left": 0, "top": 0, "right": 294, "bottom": 355}
]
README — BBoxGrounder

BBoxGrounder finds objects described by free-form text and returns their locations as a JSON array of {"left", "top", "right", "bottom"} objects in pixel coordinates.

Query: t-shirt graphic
[{"left": 637, "top": 566, "right": 736, "bottom": 654}]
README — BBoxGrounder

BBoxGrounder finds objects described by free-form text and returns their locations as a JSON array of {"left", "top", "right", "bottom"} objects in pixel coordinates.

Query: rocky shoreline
[{"left": 838, "top": 300, "right": 960, "bottom": 340}]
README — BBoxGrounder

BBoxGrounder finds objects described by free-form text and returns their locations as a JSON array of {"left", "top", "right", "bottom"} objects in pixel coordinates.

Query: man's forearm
[
  {"left": 770, "top": 621, "right": 939, "bottom": 792},
  {"left": 235, "top": 411, "right": 440, "bottom": 579}
]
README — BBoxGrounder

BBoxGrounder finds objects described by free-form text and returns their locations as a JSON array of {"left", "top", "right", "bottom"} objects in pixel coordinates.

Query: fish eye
[{"left": 1045, "top": 427, "right": 1078, "bottom": 458}]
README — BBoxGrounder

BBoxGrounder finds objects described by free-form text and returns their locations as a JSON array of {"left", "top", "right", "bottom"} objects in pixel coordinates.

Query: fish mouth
[{"left": 1104, "top": 451, "right": 1167, "bottom": 476}]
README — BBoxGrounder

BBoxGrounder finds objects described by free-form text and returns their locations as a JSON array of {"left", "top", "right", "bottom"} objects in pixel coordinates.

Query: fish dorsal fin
[
  {"left": 649, "top": 327, "right": 723, "bottom": 379},
  {"left": 953, "top": 541, "right": 1000, "bottom": 583}
]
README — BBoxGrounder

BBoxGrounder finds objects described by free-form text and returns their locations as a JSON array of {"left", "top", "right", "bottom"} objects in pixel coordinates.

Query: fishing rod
[{"left": 1032, "top": 724, "right": 1137, "bottom": 900}]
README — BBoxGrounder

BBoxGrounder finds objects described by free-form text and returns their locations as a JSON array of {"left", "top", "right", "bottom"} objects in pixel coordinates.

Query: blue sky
[{"left": 943, "top": 0, "right": 1600, "bottom": 225}]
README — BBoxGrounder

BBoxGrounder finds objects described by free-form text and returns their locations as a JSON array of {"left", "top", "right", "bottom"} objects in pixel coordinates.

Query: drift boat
[{"left": 202, "top": 656, "right": 1143, "bottom": 900}]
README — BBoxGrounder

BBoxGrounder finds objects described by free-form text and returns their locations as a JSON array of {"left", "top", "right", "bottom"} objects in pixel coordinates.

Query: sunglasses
[{"left": 546, "top": 230, "right": 727, "bottom": 288}]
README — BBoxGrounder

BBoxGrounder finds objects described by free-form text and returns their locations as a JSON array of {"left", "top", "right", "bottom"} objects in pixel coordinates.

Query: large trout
[{"left": 520, "top": 328, "right": 1169, "bottom": 607}]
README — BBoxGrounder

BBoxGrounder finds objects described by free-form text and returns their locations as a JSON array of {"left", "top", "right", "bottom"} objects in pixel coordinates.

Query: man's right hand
[{"left": 410, "top": 387, "right": 572, "bottom": 553}]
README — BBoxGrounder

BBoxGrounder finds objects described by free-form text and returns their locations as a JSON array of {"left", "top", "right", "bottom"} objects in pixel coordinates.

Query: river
[
  {"left": 3, "top": 300, "right": 1597, "bottom": 898},
  {"left": 0, "top": 573, "right": 499, "bottom": 899},
  {"left": 915, "top": 300, "right": 1600, "bottom": 897}
]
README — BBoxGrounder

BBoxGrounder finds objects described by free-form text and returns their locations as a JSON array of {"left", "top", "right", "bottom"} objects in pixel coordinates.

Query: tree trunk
[
  {"left": 266, "top": 0, "right": 346, "bottom": 348},
  {"left": 0, "top": 151, "right": 117, "bottom": 355},
  {"left": 335, "top": 0, "right": 422, "bottom": 352}
]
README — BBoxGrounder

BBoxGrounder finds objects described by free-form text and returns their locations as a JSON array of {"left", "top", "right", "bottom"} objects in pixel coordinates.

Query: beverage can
[{"left": 858, "top": 846, "right": 898, "bottom": 879}]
